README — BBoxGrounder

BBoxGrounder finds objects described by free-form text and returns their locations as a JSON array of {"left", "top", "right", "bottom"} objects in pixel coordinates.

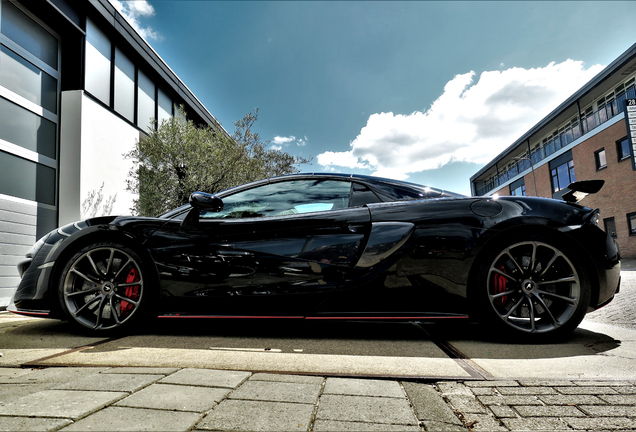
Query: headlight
[{"left": 26, "top": 232, "right": 52, "bottom": 259}]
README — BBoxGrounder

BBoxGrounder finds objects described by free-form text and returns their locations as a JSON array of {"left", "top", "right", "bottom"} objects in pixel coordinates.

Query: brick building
[{"left": 470, "top": 42, "right": 636, "bottom": 258}]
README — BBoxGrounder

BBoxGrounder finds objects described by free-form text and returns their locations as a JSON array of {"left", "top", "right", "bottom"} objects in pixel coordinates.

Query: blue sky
[{"left": 112, "top": 1, "right": 636, "bottom": 195}]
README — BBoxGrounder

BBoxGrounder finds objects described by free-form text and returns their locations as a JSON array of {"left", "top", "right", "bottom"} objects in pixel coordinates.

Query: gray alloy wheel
[
  {"left": 61, "top": 245, "right": 145, "bottom": 331},
  {"left": 486, "top": 240, "right": 587, "bottom": 335}
]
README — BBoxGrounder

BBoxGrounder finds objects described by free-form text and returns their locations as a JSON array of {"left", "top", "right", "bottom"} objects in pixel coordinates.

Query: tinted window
[{"left": 202, "top": 180, "right": 351, "bottom": 219}]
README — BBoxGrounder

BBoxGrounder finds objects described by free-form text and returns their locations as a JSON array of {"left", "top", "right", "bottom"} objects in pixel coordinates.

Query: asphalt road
[{"left": 1, "top": 264, "right": 635, "bottom": 381}]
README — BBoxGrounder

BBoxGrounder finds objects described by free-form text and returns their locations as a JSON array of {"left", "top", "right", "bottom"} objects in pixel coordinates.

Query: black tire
[
  {"left": 474, "top": 233, "right": 591, "bottom": 342},
  {"left": 57, "top": 242, "right": 152, "bottom": 333}
]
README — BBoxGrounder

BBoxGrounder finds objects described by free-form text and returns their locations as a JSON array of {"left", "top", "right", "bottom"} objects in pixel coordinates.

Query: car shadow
[{"left": 0, "top": 314, "right": 622, "bottom": 361}]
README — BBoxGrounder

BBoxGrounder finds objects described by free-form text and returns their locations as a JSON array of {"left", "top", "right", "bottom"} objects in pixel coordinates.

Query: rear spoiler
[{"left": 562, "top": 180, "right": 605, "bottom": 203}]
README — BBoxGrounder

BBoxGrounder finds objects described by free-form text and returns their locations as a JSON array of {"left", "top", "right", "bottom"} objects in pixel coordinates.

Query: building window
[
  {"left": 617, "top": 137, "right": 631, "bottom": 161},
  {"left": 0, "top": 45, "right": 57, "bottom": 113},
  {"left": 604, "top": 217, "right": 617, "bottom": 238},
  {"left": 0, "top": 96, "right": 56, "bottom": 158},
  {"left": 510, "top": 178, "right": 526, "bottom": 196},
  {"left": 157, "top": 88, "right": 172, "bottom": 126},
  {"left": 551, "top": 159, "right": 575, "bottom": 193},
  {"left": 137, "top": 69, "right": 155, "bottom": 131},
  {"left": 594, "top": 148, "right": 607, "bottom": 170},
  {"left": 628, "top": 213, "right": 636, "bottom": 236},
  {"left": 0, "top": 0, "right": 58, "bottom": 68},
  {"left": 114, "top": 47, "right": 135, "bottom": 122},
  {"left": 85, "top": 18, "right": 111, "bottom": 105},
  {"left": 0, "top": 150, "right": 55, "bottom": 205}
]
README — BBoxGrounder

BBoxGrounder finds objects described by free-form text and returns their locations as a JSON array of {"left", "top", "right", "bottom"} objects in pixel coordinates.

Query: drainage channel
[{"left": 413, "top": 322, "right": 493, "bottom": 381}]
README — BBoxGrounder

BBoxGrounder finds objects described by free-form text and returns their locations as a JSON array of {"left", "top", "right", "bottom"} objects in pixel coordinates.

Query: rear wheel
[
  {"left": 58, "top": 243, "right": 150, "bottom": 333},
  {"left": 477, "top": 236, "right": 591, "bottom": 341}
]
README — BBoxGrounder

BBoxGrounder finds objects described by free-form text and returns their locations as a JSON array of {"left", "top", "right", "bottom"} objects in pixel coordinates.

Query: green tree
[{"left": 125, "top": 107, "right": 310, "bottom": 216}]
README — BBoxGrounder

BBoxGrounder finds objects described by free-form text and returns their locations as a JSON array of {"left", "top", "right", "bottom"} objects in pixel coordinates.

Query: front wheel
[
  {"left": 477, "top": 237, "right": 591, "bottom": 341},
  {"left": 58, "top": 243, "right": 151, "bottom": 333}
]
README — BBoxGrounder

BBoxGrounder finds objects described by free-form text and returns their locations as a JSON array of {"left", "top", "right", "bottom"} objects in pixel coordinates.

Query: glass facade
[
  {"left": 0, "top": 0, "right": 59, "bottom": 206},
  {"left": 0, "top": 95, "right": 56, "bottom": 158},
  {"left": 85, "top": 20, "right": 176, "bottom": 132},
  {"left": 0, "top": 150, "right": 55, "bottom": 205},
  {"left": 137, "top": 69, "right": 155, "bottom": 131},
  {"left": 85, "top": 18, "right": 111, "bottom": 105},
  {"left": 0, "top": 45, "right": 57, "bottom": 112},
  {"left": 114, "top": 47, "right": 135, "bottom": 122},
  {"left": 0, "top": 0, "right": 57, "bottom": 68}
]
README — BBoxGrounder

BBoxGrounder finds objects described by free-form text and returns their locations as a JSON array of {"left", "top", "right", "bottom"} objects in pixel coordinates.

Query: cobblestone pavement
[
  {"left": 437, "top": 379, "right": 636, "bottom": 432},
  {"left": 0, "top": 366, "right": 635, "bottom": 431}
]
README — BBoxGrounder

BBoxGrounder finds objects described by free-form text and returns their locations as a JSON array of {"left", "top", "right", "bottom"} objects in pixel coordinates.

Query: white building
[{"left": 0, "top": 0, "right": 223, "bottom": 307}]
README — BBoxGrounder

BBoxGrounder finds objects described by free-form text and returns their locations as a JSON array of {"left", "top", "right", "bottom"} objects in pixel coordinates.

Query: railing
[{"left": 474, "top": 84, "right": 635, "bottom": 196}]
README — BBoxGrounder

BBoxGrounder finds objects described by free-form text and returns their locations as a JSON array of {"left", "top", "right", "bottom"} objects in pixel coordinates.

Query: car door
[{"left": 149, "top": 178, "right": 372, "bottom": 316}]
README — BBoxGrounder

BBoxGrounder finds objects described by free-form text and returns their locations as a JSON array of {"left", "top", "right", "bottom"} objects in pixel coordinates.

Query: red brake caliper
[
  {"left": 120, "top": 268, "right": 140, "bottom": 316},
  {"left": 494, "top": 265, "right": 508, "bottom": 306}
]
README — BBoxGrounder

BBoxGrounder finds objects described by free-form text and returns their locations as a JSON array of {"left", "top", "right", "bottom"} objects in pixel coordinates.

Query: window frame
[
  {"left": 594, "top": 148, "right": 607, "bottom": 170},
  {"left": 617, "top": 136, "right": 631, "bottom": 162},
  {"left": 628, "top": 212, "right": 636, "bottom": 237},
  {"left": 603, "top": 217, "right": 617, "bottom": 239}
]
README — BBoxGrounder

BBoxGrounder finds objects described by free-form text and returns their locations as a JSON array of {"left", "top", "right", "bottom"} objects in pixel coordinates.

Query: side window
[{"left": 201, "top": 180, "right": 352, "bottom": 219}]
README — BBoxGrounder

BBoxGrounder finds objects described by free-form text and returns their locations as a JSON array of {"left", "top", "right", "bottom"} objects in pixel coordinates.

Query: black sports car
[{"left": 9, "top": 173, "right": 621, "bottom": 340}]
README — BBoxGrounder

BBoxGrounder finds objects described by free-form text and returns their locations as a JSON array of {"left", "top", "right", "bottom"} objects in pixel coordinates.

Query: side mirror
[
  {"left": 181, "top": 192, "right": 223, "bottom": 228},
  {"left": 189, "top": 192, "right": 224, "bottom": 211}
]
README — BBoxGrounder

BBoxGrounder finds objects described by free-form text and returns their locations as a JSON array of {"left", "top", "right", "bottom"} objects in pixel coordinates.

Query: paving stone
[
  {"left": 437, "top": 382, "right": 473, "bottom": 396},
  {"left": 574, "top": 381, "right": 634, "bottom": 386},
  {"left": 497, "top": 386, "right": 557, "bottom": 395},
  {"left": 0, "top": 383, "right": 55, "bottom": 404},
  {"left": 465, "top": 381, "right": 519, "bottom": 388},
  {"left": 0, "top": 390, "right": 127, "bottom": 419},
  {"left": 614, "top": 386, "right": 636, "bottom": 395},
  {"left": 54, "top": 373, "right": 163, "bottom": 393},
  {"left": 230, "top": 380, "right": 321, "bottom": 404},
  {"left": 557, "top": 386, "right": 618, "bottom": 395},
  {"left": 564, "top": 416, "right": 635, "bottom": 430},
  {"left": 250, "top": 373, "right": 323, "bottom": 385},
  {"left": 579, "top": 405, "right": 636, "bottom": 416},
  {"left": 313, "top": 419, "right": 422, "bottom": 431},
  {"left": 323, "top": 377, "right": 404, "bottom": 398},
  {"left": 514, "top": 405, "right": 585, "bottom": 417},
  {"left": 478, "top": 395, "right": 542, "bottom": 406},
  {"left": 489, "top": 404, "right": 517, "bottom": 418},
  {"left": 197, "top": 399, "right": 314, "bottom": 431},
  {"left": 61, "top": 406, "right": 203, "bottom": 431},
  {"left": 446, "top": 395, "right": 487, "bottom": 414},
  {"left": 502, "top": 417, "right": 570, "bottom": 431},
  {"left": 538, "top": 394, "right": 606, "bottom": 405},
  {"left": 160, "top": 368, "right": 250, "bottom": 388},
  {"left": 517, "top": 380, "right": 574, "bottom": 387},
  {"left": 316, "top": 394, "right": 418, "bottom": 425},
  {"left": 0, "top": 416, "right": 72, "bottom": 431},
  {"left": 101, "top": 367, "right": 179, "bottom": 375},
  {"left": 598, "top": 394, "right": 636, "bottom": 404},
  {"left": 0, "top": 367, "right": 108, "bottom": 384},
  {"left": 421, "top": 421, "right": 468, "bottom": 432},
  {"left": 402, "top": 382, "right": 462, "bottom": 425},
  {"left": 115, "top": 383, "right": 230, "bottom": 412},
  {"left": 0, "top": 368, "right": 35, "bottom": 380},
  {"left": 460, "top": 413, "right": 507, "bottom": 431},
  {"left": 470, "top": 387, "right": 497, "bottom": 396}
]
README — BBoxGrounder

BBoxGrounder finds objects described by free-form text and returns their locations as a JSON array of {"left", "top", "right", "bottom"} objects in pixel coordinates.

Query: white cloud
[
  {"left": 317, "top": 60, "right": 605, "bottom": 180},
  {"left": 109, "top": 0, "right": 162, "bottom": 41},
  {"left": 273, "top": 136, "right": 296, "bottom": 145},
  {"left": 297, "top": 136, "right": 308, "bottom": 147},
  {"left": 271, "top": 144, "right": 283, "bottom": 151}
]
